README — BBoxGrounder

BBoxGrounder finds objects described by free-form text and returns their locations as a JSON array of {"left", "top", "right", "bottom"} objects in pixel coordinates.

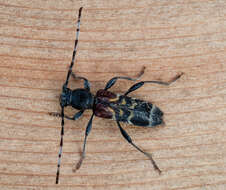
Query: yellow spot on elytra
[
  {"left": 108, "top": 107, "right": 116, "bottom": 120},
  {"left": 128, "top": 111, "right": 134, "bottom": 124},
  {"left": 119, "top": 109, "right": 123, "bottom": 116},
  {"left": 108, "top": 107, "right": 114, "bottom": 113},
  {"left": 109, "top": 96, "right": 119, "bottom": 102},
  {"left": 121, "top": 98, "right": 126, "bottom": 105},
  {"left": 129, "top": 103, "right": 136, "bottom": 109}
]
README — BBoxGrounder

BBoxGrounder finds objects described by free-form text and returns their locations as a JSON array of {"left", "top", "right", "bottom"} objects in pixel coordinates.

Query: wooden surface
[{"left": 1, "top": 0, "right": 226, "bottom": 189}]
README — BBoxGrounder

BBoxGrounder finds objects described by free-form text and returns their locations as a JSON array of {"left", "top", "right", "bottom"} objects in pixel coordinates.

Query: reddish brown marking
[
  {"left": 94, "top": 89, "right": 116, "bottom": 119},
  {"left": 94, "top": 103, "right": 113, "bottom": 119},
  {"left": 96, "top": 89, "right": 116, "bottom": 99}
]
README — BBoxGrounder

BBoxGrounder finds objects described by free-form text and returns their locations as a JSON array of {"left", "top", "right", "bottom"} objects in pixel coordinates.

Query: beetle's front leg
[
  {"left": 49, "top": 110, "right": 84, "bottom": 121},
  {"left": 71, "top": 72, "right": 91, "bottom": 91}
]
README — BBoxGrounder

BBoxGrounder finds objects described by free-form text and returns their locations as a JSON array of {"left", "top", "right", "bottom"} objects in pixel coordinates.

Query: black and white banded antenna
[{"left": 56, "top": 7, "right": 83, "bottom": 184}]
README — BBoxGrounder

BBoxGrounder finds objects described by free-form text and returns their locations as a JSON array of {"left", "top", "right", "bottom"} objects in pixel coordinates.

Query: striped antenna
[
  {"left": 56, "top": 7, "right": 83, "bottom": 184},
  {"left": 65, "top": 7, "right": 83, "bottom": 87}
]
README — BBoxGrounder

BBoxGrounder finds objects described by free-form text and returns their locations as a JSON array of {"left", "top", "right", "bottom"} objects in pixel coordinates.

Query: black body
[
  {"left": 50, "top": 7, "right": 183, "bottom": 184},
  {"left": 71, "top": 89, "right": 94, "bottom": 110}
]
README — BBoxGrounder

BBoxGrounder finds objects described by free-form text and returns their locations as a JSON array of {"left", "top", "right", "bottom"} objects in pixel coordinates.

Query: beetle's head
[{"left": 60, "top": 85, "right": 72, "bottom": 107}]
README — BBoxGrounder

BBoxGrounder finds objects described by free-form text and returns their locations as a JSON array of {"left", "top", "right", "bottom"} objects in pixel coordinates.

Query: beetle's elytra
[{"left": 50, "top": 7, "right": 183, "bottom": 184}]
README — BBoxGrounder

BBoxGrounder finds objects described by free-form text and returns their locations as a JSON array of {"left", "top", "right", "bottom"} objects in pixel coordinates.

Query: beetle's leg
[
  {"left": 124, "top": 73, "right": 183, "bottom": 96},
  {"left": 49, "top": 110, "right": 84, "bottom": 121},
  {"left": 74, "top": 113, "right": 94, "bottom": 171},
  {"left": 116, "top": 121, "right": 162, "bottom": 174},
  {"left": 71, "top": 72, "right": 91, "bottom": 91},
  {"left": 104, "top": 66, "right": 145, "bottom": 90}
]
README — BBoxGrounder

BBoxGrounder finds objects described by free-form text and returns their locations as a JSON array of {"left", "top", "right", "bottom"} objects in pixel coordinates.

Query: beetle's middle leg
[
  {"left": 124, "top": 72, "right": 183, "bottom": 96},
  {"left": 104, "top": 66, "right": 145, "bottom": 90},
  {"left": 74, "top": 113, "right": 94, "bottom": 171}
]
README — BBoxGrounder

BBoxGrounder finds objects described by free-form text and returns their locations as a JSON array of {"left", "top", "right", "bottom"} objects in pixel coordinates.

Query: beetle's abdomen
[
  {"left": 110, "top": 95, "right": 164, "bottom": 127},
  {"left": 129, "top": 103, "right": 163, "bottom": 127}
]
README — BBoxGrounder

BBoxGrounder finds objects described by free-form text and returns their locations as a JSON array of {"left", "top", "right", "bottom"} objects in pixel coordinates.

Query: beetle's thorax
[
  {"left": 60, "top": 88, "right": 94, "bottom": 110},
  {"left": 70, "top": 88, "right": 94, "bottom": 110}
]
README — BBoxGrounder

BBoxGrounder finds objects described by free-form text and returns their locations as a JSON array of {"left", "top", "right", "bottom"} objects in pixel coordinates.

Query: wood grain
[{"left": 0, "top": 0, "right": 226, "bottom": 189}]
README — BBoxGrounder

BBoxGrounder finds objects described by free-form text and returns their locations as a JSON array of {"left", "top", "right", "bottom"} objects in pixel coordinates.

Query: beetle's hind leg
[
  {"left": 104, "top": 66, "right": 146, "bottom": 90},
  {"left": 124, "top": 72, "right": 183, "bottom": 96},
  {"left": 74, "top": 113, "right": 94, "bottom": 172},
  {"left": 116, "top": 121, "right": 162, "bottom": 174}
]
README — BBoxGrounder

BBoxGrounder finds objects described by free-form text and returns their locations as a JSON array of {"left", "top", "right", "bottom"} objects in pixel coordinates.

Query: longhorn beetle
[{"left": 50, "top": 7, "right": 183, "bottom": 184}]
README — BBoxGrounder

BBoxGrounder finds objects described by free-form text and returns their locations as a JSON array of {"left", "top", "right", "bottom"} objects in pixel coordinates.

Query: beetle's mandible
[{"left": 49, "top": 7, "right": 183, "bottom": 184}]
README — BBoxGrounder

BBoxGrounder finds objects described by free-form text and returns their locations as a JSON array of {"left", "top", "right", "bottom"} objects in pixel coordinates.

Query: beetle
[{"left": 50, "top": 7, "right": 183, "bottom": 184}]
